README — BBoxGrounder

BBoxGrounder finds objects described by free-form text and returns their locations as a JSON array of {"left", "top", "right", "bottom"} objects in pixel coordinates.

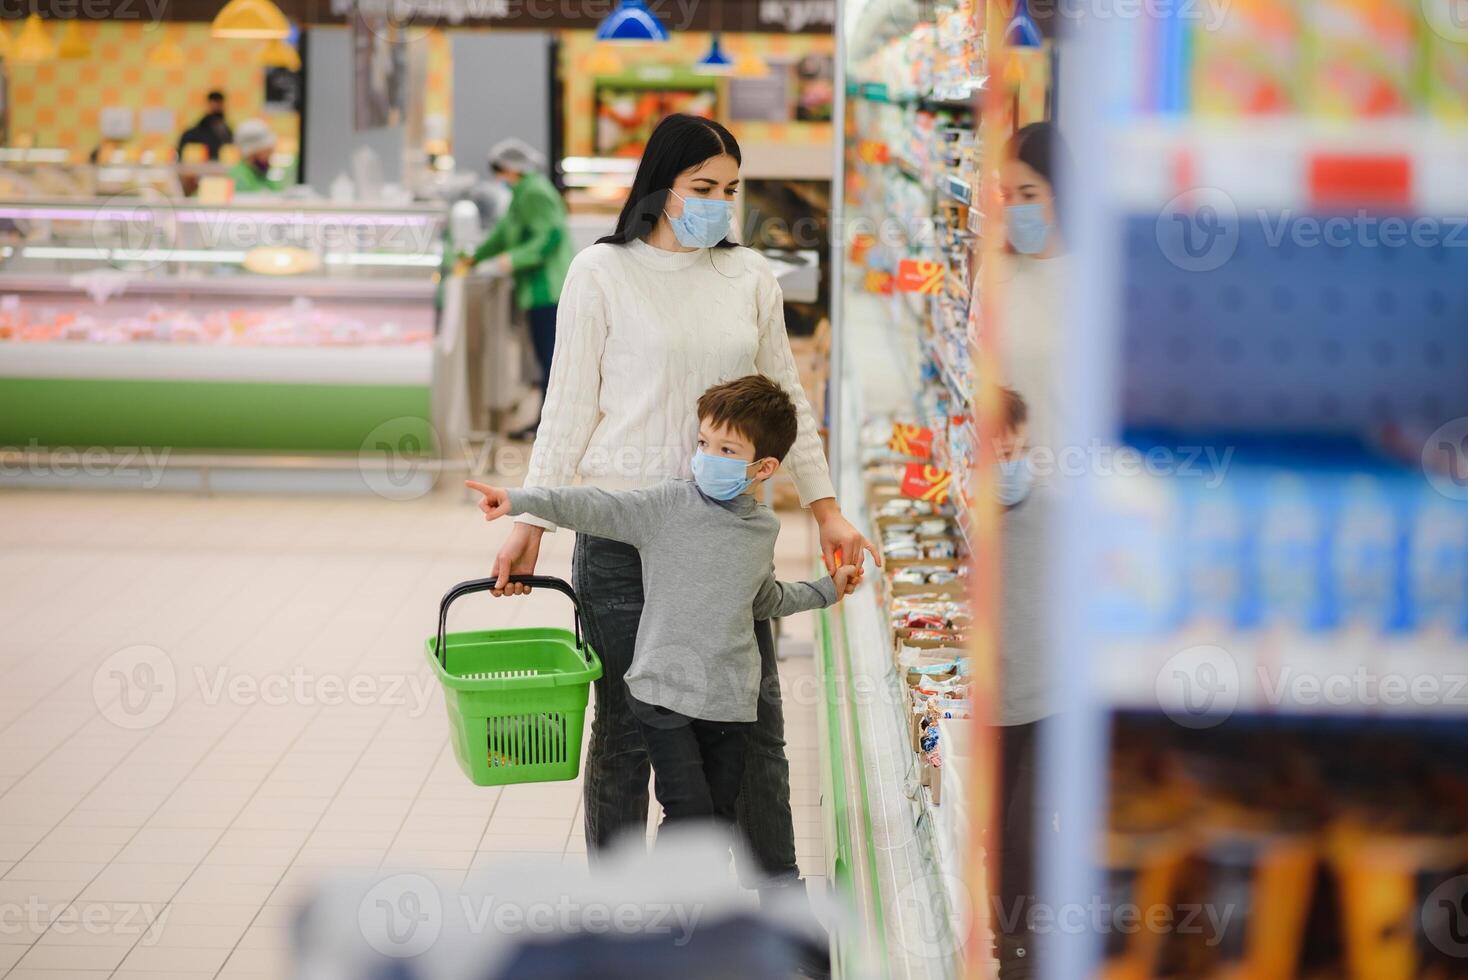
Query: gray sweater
[
  {"left": 508, "top": 480, "right": 838, "bottom": 722},
  {"left": 1000, "top": 484, "right": 1052, "bottom": 726}
]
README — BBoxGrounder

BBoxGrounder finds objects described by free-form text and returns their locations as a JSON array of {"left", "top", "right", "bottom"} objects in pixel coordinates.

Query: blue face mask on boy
[
  {"left": 666, "top": 191, "right": 732, "bottom": 249},
  {"left": 996, "top": 456, "right": 1034, "bottom": 507},
  {"left": 1005, "top": 203, "right": 1051, "bottom": 255},
  {"left": 691, "top": 451, "right": 764, "bottom": 500}
]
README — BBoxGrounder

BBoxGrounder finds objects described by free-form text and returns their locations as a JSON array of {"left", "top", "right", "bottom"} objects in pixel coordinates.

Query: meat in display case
[{"left": 0, "top": 198, "right": 448, "bottom": 455}]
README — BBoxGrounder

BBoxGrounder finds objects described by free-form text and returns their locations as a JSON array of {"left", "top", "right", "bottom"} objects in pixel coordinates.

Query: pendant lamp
[
  {"left": 694, "top": 33, "right": 734, "bottom": 75},
  {"left": 260, "top": 38, "right": 301, "bottom": 70},
  {"left": 57, "top": 19, "right": 91, "bottom": 58},
  {"left": 212, "top": 0, "right": 290, "bottom": 40},
  {"left": 12, "top": 14, "right": 57, "bottom": 63},
  {"left": 594, "top": 0, "right": 669, "bottom": 43}
]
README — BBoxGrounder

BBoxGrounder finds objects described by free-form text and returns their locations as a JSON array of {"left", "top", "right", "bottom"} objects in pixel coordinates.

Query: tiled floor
[{"left": 0, "top": 485, "right": 828, "bottom": 979}]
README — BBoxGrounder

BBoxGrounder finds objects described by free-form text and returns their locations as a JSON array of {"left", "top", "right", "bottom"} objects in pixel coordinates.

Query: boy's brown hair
[
  {"left": 1000, "top": 386, "right": 1028, "bottom": 431},
  {"left": 697, "top": 375, "right": 799, "bottom": 462}
]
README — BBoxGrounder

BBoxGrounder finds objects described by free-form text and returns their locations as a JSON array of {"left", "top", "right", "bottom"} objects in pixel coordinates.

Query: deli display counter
[{"left": 0, "top": 198, "right": 449, "bottom": 457}]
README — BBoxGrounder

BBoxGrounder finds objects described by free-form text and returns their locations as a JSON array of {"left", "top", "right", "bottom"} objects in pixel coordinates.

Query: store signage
[
  {"left": 889, "top": 423, "right": 934, "bottom": 460},
  {"left": 137, "top": 0, "right": 833, "bottom": 32},
  {"left": 901, "top": 463, "right": 953, "bottom": 505},
  {"left": 896, "top": 258, "right": 945, "bottom": 294},
  {"left": 756, "top": 0, "right": 834, "bottom": 30}
]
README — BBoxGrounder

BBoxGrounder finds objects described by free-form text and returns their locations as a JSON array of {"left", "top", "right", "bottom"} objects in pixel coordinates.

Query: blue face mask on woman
[
  {"left": 691, "top": 451, "right": 763, "bottom": 500},
  {"left": 996, "top": 456, "right": 1034, "bottom": 507},
  {"left": 1006, "top": 203, "right": 1051, "bottom": 255},
  {"left": 666, "top": 191, "right": 733, "bottom": 249}
]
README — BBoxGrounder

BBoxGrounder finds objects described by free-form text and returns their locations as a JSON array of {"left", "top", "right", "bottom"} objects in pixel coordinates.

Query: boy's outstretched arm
[{"left": 465, "top": 480, "right": 670, "bottom": 548}]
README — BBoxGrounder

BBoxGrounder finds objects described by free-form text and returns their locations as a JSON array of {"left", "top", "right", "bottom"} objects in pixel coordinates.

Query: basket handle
[{"left": 434, "top": 575, "right": 586, "bottom": 669}]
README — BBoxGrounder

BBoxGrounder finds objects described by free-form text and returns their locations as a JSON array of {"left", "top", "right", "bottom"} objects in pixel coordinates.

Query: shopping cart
[{"left": 426, "top": 575, "right": 602, "bottom": 787}]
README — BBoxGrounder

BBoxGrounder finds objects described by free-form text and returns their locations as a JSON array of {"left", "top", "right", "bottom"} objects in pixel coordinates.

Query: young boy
[
  {"left": 466, "top": 375, "right": 860, "bottom": 835},
  {"left": 991, "top": 385, "right": 1055, "bottom": 978}
]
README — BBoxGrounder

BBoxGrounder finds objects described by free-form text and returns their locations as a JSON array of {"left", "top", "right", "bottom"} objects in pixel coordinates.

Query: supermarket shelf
[{"left": 1113, "top": 118, "right": 1468, "bottom": 212}]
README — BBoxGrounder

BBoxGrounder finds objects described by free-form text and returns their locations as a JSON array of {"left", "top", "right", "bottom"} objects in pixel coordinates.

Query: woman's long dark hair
[{"left": 597, "top": 114, "right": 742, "bottom": 248}]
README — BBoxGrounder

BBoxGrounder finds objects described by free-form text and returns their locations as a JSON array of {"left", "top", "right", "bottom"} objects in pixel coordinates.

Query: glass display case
[{"left": 0, "top": 198, "right": 448, "bottom": 454}]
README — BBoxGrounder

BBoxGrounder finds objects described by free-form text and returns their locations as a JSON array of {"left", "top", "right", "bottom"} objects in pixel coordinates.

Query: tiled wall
[{"left": 8, "top": 22, "right": 300, "bottom": 159}]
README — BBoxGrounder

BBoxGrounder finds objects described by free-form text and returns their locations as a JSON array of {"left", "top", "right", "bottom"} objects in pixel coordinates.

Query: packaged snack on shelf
[
  {"left": 1190, "top": 0, "right": 1303, "bottom": 115},
  {"left": 1423, "top": 0, "right": 1468, "bottom": 118},
  {"left": 1304, "top": 0, "right": 1419, "bottom": 117}
]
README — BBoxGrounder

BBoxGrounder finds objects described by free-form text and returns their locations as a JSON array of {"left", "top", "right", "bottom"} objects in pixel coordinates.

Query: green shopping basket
[{"left": 425, "top": 575, "right": 602, "bottom": 787}]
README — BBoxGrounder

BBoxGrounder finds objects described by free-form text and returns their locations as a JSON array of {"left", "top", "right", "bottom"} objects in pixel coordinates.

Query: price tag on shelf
[{"left": 896, "top": 258, "right": 946, "bottom": 294}]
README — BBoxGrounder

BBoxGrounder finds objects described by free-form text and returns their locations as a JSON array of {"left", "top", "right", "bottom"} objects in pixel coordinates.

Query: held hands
[
  {"left": 465, "top": 480, "right": 512, "bottom": 521},
  {"left": 833, "top": 563, "right": 863, "bottom": 600}
]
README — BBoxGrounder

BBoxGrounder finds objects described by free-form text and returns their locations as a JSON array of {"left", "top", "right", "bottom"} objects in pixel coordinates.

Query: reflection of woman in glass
[
  {"left": 488, "top": 114, "right": 876, "bottom": 900},
  {"left": 999, "top": 121, "right": 1067, "bottom": 455}
]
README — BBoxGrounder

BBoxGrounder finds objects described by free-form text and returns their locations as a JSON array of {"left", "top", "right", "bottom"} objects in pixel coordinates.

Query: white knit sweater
[{"left": 518, "top": 238, "right": 836, "bottom": 531}]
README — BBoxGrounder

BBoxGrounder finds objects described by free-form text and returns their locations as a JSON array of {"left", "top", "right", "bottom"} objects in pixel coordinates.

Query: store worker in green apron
[
  {"left": 465, "top": 139, "right": 574, "bottom": 440},
  {"left": 229, "top": 120, "right": 289, "bottom": 194}
]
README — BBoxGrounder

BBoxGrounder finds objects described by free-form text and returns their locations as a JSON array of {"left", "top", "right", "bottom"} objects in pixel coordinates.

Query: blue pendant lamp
[
  {"left": 595, "top": 0, "right": 670, "bottom": 42},
  {"left": 695, "top": 33, "right": 734, "bottom": 74},
  {"left": 1004, "top": 0, "right": 1042, "bottom": 47}
]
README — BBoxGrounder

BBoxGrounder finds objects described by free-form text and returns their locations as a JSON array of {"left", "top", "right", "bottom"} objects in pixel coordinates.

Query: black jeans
[
  {"left": 526, "top": 302, "right": 557, "bottom": 403},
  {"left": 993, "top": 719, "right": 1045, "bottom": 979},
  {"left": 628, "top": 694, "right": 751, "bottom": 828},
  {"left": 573, "top": 534, "right": 799, "bottom": 886}
]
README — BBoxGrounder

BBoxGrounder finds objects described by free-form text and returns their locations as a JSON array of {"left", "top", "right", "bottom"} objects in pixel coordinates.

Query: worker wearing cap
[
  {"left": 466, "top": 138, "right": 573, "bottom": 438},
  {"left": 230, "top": 119, "right": 289, "bottom": 194}
]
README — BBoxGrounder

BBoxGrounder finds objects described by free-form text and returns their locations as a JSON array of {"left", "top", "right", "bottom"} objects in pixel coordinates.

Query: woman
[
  {"left": 994, "top": 120, "right": 1067, "bottom": 980},
  {"left": 468, "top": 139, "right": 574, "bottom": 439},
  {"left": 490, "top": 113, "right": 875, "bottom": 892},
  {"left": 998, "top": 121, "right": 1067, "bottom": 457}
]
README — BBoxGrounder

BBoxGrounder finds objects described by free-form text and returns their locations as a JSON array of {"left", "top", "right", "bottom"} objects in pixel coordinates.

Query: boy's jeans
[
  {"left": 573, "top": 533, "right": 800, "bottom": 887},
  {"left": 626, "top": 693, "right": 752, "bottom": 828}
]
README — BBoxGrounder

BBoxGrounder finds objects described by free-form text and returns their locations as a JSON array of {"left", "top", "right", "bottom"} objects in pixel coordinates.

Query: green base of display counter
[{"left": 0, "top": 377, "right": 433, "bottom": 453}]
